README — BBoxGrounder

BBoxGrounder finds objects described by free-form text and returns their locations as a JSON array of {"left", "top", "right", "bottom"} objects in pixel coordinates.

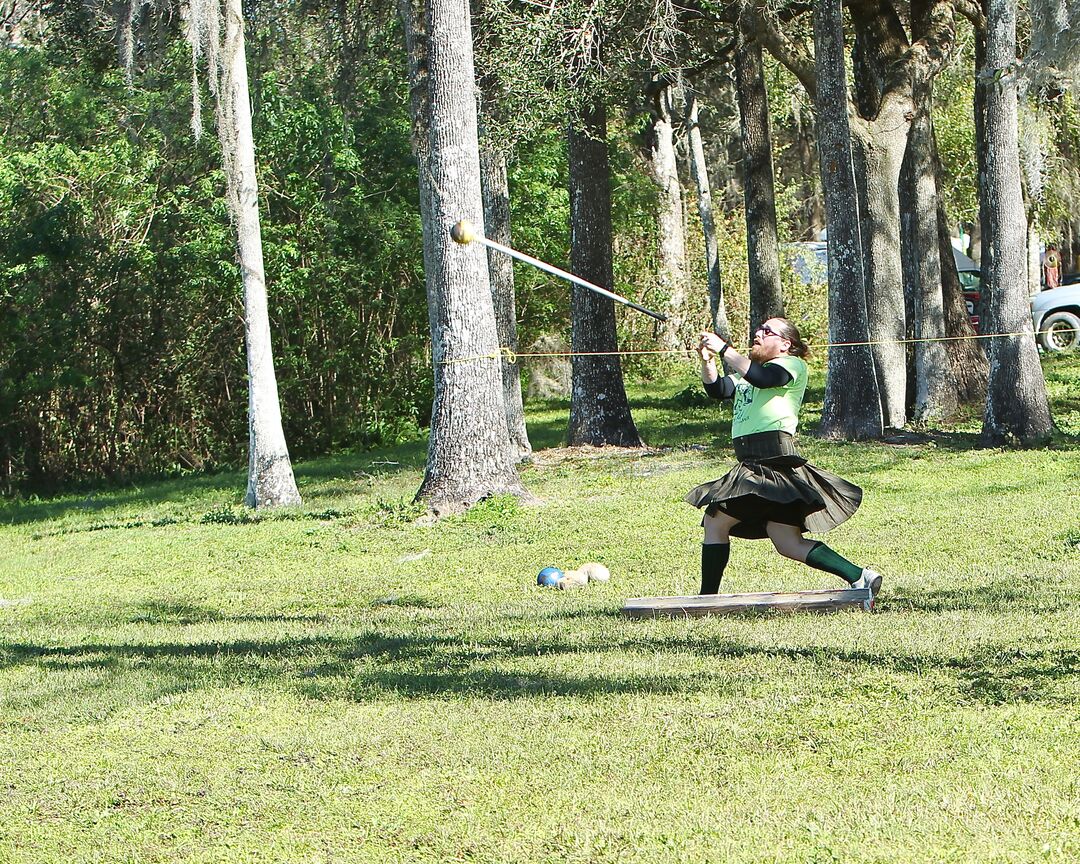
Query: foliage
[{"left": 0, "top": 10, "right": 431, "bottom": 495}]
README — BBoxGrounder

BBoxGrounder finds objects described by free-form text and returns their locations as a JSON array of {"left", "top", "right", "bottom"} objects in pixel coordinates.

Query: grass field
[{"left": 2, "top": 356, "right": 1079, "bottom": 863}]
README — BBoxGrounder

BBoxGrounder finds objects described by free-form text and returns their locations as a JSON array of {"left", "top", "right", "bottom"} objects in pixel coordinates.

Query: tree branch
[{"left": 743, "top": 3, "right": 816, "bottom": 98}]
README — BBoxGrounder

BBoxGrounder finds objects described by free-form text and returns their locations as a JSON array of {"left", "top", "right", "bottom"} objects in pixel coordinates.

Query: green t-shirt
[{"left": 730, "top": 355, "right": 808, "bottom": 438}]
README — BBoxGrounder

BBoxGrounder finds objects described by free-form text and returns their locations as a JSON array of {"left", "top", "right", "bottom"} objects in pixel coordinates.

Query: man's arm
[{"left": 699, "top": 332, "right": 793, "bottom": 390}]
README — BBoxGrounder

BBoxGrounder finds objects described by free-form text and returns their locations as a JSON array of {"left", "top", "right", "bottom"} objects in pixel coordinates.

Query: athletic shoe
[{"left": 851, "top": 568, "right": 882, "bottom": 610}]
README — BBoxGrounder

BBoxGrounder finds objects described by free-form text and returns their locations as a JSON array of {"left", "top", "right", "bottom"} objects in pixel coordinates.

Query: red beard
[{"left": 749, "top": 343, "right": 771, "bottom": 363}]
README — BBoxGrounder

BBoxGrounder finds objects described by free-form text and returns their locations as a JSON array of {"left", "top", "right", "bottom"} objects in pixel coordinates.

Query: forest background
[{"left": 1, "top": 0, "right": 1078, "bottom": 498}]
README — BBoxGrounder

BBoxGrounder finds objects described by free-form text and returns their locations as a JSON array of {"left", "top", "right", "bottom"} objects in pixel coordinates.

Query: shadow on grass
[
  {"left": 0, "top": 442, "right": 429, "bottom": 530},
  {"left": 127, "top": 601, "right": 334, "bottom": 626},
  {"left": 2, "top": 615, "right": 1076, "bottom": 718},
  {"left": 291, "top": 441, "right": 427, "bottom": 484},
  {"left": 0, "top": 470, "right": 246, "bottom": 528}
]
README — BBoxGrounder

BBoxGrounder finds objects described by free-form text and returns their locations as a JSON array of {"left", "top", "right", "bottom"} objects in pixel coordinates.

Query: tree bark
[
  {"left": 411, "top": 0, "right": 529, "bottom": 511},
  {"left": 645, "top": 77, "right": 690, "bottom": 349},
  {"left": 220, "top": 0, "right": 301, "bottom": 508},
  {"left": 734, "top": 27, "right": 783, "bottom": 337},
  {"left": 1027, "top": 222, "right": 1041, "bottom": 295},
  {"left": 479, "top": 142, "right": 532, "bottom": 461},
  {"left": 850, "top": 92, "right": 913, "bottom": 429},
  {"left": 979, "top": 0, "right": 1054, "bottom": 445},
  {"left": 936, "top": 159, "right": 989, "bottom": 404},
  {"left": 567, "top": 100, "right": 643, "bottom": 448},
  {"left": 908, "top": 0, "right": 959, "bottom": 421},
  {"left": 908, "top": 90, "right": 958, "bottom": 422},
  {"left": 794, "top": 107, "right": 825, "bottom": 240},
  {"left": 814, "top": 0, "right": 883, "bottom": 440},
  {"left": 685, "top": 88, "right": 731, "bottom": 341}
]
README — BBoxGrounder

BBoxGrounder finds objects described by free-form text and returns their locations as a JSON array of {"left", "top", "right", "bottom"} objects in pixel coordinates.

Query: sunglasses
[{"left": 755, "top": 324, "right": 782, "bottom": 338}]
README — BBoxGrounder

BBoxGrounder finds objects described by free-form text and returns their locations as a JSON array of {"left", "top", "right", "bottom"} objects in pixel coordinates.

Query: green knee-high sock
[
  {"left": 700, "top": 543, "right": 730, "bottom": 594},
  {"left": 805, "top": 541, "right": 862, "bottom": 584}
]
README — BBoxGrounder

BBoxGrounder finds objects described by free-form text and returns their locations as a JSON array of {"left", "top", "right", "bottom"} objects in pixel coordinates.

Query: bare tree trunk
[
  {"left": 814, "top": 0, "right": 883, "bottom": 440},
  {"left": 1066, "top": 218, "right": 1078, "bottom": 274},
  {"left": 974, "top": 13, "right": 991, "bottom": 277},
  {"left": 217, "top": 0, "right": 301, "bottom": 509},
  {"left": 980, "top": 0, "right": 1053, "bottom": 445},
  {"left": 907, "top": 17, "right": 959, "bottom": 422},
  {"left": 411, "top": 0, "right": 528, "bottom": 511},
  {"left": 479, "top": 142, "right": 532, "bottom": 461},
  {"left": 645, "top": 77, "right": 690, "bottom": 348},
  {"left": 851, "top": 119, "right": 911, "bottom": 429},
  {"left": 685, "top": 88, "right": 731, "bottom": 341},
  {"left": 936, "top": 173, "right": 989, "bottom": 403},
  {"left": 399, "top": 0, "right": 435, "bottom": 311},
  {"left": 567, "top": 100, "right": 642, "bottom": 448},
  {"left": 794, "top": 110, "right": 825, "bottom": 241},
  {"left": 1027, "top": 222, "right": 1041, "bottom": 295},
  {"left": 734, "top": 27, "right": 783, "bottom": 337}
]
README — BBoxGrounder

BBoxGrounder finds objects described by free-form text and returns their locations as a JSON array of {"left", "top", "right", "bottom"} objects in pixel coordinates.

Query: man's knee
[
  {"left": 703, "top": 511, "right": 734, "bottom": 541},
  {"left": 766, "top": 524, "right": 808, "bottom": 561},
  {"left": 770, "top": 538, "right": 803, "bottom": 560}
]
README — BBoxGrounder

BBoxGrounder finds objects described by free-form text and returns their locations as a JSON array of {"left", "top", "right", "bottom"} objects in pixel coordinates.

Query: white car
[{"left": 1031, "top": 281, "right": 1080, "bottom": 351}]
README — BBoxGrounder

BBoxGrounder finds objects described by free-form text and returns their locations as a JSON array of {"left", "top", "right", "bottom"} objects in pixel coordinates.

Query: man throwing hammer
[{"left": 686, "top": 319, "right": 882, "bottom": 602}]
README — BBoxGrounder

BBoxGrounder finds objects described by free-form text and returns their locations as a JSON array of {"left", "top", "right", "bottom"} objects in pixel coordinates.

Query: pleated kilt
[{"left": 685, "top": 431, "right": 862, "bottom": 539}]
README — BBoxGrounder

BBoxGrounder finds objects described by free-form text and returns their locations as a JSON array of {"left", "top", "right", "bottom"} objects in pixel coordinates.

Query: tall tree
[
  {"left": 472, "top": 0, "right": 533, "bottom": 462},
  {"left": 907, "top": 0, "right": 959, "bottom": 421},
  {"left": 567, "top": 99, "right": 643, "bottom": 447},
  {"left": 746, "top": 0, "right": 957, "bottom": 428},
  {"left": 734, "top": 17, "right": 783, "bottom": 336},
  {"left": 846, "top": 2, "right": 916, "bottom": 429},
  {"left": 813, "top": 0, "right": 883, "bottom": 440},
  {"left": 684, "top": 86, "right": 732, "bottom": 341},
  {"left": 979, "top": 0, "right": 1053, "bottom": 444},
  {"left": 935, "top": 155, "right": 989, "bottom": 404},
  {"left": 645, "top": 74, "right": 691, "bottom": 348},
  {"left": 185, "top": 0, "right": 302, "bottom": 507},
  {"left": 403, "top": 0, "right": 529, "bottom": 511},
  {"left": 479, "top": 140, "right": 532, "bottom": 461}
]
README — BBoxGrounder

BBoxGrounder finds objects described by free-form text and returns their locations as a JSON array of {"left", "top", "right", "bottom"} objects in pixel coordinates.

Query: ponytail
[{"left": 773, "top": 318, "right": 810, "bottom": 358}]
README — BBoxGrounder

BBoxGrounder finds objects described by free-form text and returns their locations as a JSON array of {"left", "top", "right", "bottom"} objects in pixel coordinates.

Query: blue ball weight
[{"left": 537, "top": 566, "right": 563, "bottom": 587}]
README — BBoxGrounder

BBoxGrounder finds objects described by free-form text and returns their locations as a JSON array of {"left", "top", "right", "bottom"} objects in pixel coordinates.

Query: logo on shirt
[{"left": 732, "top": 381, "right": 754, "bottom": 425}]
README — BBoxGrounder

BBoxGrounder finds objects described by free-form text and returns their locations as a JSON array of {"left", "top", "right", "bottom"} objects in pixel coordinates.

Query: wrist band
[{"left": 718, "top": 343, "right": 729, "bottom": 358}]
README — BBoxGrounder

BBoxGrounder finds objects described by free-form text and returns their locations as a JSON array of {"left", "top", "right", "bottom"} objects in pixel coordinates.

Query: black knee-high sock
[{"left": 700, "top": 543, "right": 730, "bottom": 594}]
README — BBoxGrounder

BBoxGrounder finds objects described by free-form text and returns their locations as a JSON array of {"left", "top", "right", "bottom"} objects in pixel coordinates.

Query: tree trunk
[
  {"left": 479, "top": 142, "right": 532, "bottom": 461},
  {"left": 1066, "top": 218, "right": 1078, "bottom": 274},
  {"left": 851, "top": 117, "right": 911, "bottom": 429},
  {"left": 908, "top": 72, "right": 958, "bottom": 421},
  {"left": 980, "top": 0, "right": 1053, "bottom": 445},
  {"left": 936, "top": 171, "right": 989, "bottom": 404},
  {"left": 794, "top": 109, "right": 825, "bottom": 240},
  {"left": 399, "top": 0, "right": 436, "bottom": 308},
  {"left": 220, "top": 0, "right": 301, "bottom": 509},
  {"left": 1027, "top": 222, "right": 1041, "bottom": 295},
  {"left": 973, "top": 14, "right": 990, "bottom": 277},
  {"left": 685, "top": 88, "right": 731, "bottom": 341},
  {"left": 567, "top": 100, "right": 642, "bottom": 448},
  {"left": 814, "top": 0, "right": 883, "bottom": 440},
  {"left": 734, "top": 28, "right": 783, "bottom": 337},
  {"left": 411, "top": 0, "right": 528, "bottom": 511},
  {"left": 645, "top": 77, "right": 690, "bottom": 348}
]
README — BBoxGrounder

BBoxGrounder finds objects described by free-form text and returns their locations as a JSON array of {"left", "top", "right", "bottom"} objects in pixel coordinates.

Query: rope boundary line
[{"left": 438, "top": 326, "right": 1079, "bottom": 366}]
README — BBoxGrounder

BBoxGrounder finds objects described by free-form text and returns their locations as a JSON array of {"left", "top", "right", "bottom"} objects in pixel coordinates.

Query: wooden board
[{"left": 622, "top": 587, "right": 873, "bottom": 618}]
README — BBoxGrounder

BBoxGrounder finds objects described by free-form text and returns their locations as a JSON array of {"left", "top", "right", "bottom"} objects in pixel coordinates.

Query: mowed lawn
[{"left": 2, "top": 356, "right": 1079, "bottom": 863}]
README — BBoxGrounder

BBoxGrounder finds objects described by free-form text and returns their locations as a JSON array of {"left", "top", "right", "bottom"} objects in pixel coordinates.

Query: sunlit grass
[{"left": 1, "top": 356, "right": 1078, "bottom": 863}]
